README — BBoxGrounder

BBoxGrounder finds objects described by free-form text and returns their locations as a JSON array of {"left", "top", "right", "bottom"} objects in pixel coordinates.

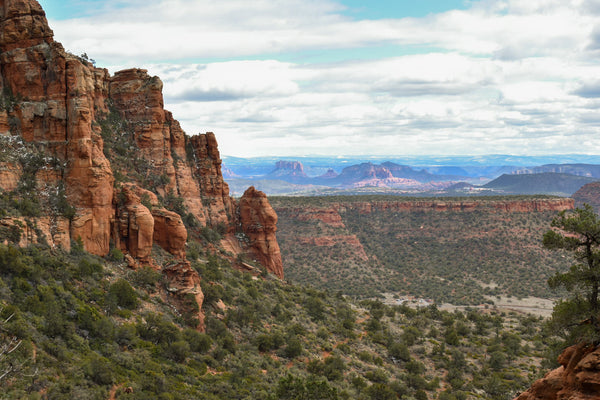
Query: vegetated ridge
[
  {"left": 272, "top": 195, "right": 575, "bottom": 304},
  {"left": 482, "top": 173, "right": 599, "bottom": 196}
]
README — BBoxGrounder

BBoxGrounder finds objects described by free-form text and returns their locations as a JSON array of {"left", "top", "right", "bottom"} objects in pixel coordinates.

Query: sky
[{"left": 37, "top": 0, "right": 600, "bottom": 158}]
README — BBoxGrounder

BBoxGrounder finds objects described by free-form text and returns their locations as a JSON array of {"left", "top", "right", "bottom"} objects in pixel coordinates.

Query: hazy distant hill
[
  {"left": 222, "top": 156, "right": 600, "bottom": 196},
  {"left": 572, "top": 182, "right": 600, "bottom": 212},
  {"left": 266, "top": 160, "right": 309, "bottom": 182},
  {"left": 483, "top": 173, "right": 599, "bottom": 196},
  {"left": 513, "top": 163, "right": 600, "bottom": 178}
]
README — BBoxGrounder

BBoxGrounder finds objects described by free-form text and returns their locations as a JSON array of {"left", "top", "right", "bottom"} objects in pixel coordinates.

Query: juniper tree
[{"left": 543, "top": 204, "right": 600, "bottom": 342}]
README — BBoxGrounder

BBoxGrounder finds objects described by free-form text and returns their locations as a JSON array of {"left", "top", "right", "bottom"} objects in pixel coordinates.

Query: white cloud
[{"left": 41, "top": 0, "right": 600, "bottom": 156}]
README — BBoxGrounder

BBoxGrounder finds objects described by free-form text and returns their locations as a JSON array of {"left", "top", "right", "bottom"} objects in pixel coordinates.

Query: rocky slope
[
  {"left": 572, "top": 182, "right": 600, "bottom": 212},
  {"left": 0, "top": 0, "right": 282, "bottom": 329},
  {"left": 515, "top": 343, "right": 600, "bottom": 400}
]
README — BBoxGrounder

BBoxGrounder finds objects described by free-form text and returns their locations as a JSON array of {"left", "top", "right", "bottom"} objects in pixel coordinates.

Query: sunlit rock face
[
  {"left": 0, "top": 0, "right": 285, "bottom": 331},
  {"left": 515, "top": 343, "right": 600, "bottom": 400}
]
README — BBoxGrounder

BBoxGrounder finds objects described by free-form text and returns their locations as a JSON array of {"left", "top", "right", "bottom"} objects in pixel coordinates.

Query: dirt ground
[
  {"left": 440, "top": 296, "right": 555, "bottom": 318},
  {"left": 381, "top": 292, "right": 555, "bottom": 318}
]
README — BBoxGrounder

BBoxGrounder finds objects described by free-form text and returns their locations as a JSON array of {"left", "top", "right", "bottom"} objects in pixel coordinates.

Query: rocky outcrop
[
  {"left": 0, "top": 216, "right": 70, "bottom": 249},
  {"left": 109, "top": 69, "right": 236, "bottom": 228},
  {"left": 115, "top": 185, "right": 154, "bottom": 263},
  {"left": 268, "top": 161, "right": 308, "bottom": 180},
  {"left": 0, "top": 0, "right": 282, "bottom": 265},
  {"left": 189, "top": 132, "right": 235, "bottom": 227},
  {"left": 0, "top": 0, "right": 115, "bottom": 255},
  {"left": 152, "top": 208, "right": 187, "bottom": 259},
  {"left": 163, "top": 261, "right": 205, "bottom": 331},
  {"left": 292, "top": 207, "right": 345, "bottom": 227},
  {"left": 572, "top": 182, "right": 600, "bottom": 213},
  {"left": 238, "top": 186, "right": 283, "bottom": 279},
  {"left": 515, "top": 343, "right": 600, "bottom": 400},
  {"left": 319, "top": 169, "right": 338, "bottom": 179},
  {"left": 275, "top": 161, "right": 305, "bottom": 173},
  {"left": 298, "top": 235, "right": 368, "bottom": 261},
  {"left": 0, "top": 0, "right": 285, "bottom": 330}
]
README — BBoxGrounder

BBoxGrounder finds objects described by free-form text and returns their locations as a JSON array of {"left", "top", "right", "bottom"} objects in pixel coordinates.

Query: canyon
[{"left": 272, "top": 195, "right": 576, "bottom": 303}]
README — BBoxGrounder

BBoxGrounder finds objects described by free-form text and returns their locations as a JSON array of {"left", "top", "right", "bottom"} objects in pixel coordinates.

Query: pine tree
[{"left": 543, "top": 204, "right": 600, "bottom": 342}]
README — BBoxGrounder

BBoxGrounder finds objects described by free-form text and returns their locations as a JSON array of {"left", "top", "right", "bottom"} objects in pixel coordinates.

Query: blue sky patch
[{"left": 338, "top": 0, "right": 470, "bottom": 19}]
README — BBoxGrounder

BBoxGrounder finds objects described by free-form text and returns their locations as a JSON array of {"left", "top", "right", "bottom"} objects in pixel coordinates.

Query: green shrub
[
  {"left": 165, "top": 340, "right": 190, "bottom": 362},
  {"left": 281, "top": 337, "right": 303, "bottom": 359},
  {"left": 184, "top": 329, "right": 212, "bottom": 353},
  {"left": 108, "top": 247, "right": 124, "bottom": 262},
  {"left": 107, "top": 279, "right": 139, "bottom": 310},
  {"left": 84, "top": 354, "right": 113, "bottom": 385}
]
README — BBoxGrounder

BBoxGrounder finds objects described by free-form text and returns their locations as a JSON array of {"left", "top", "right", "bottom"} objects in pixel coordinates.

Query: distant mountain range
[
  {"left": 223, "top": 156, "right": 600, "bottom": 196},
  {"left": 482, "top": 173, "right": 600, "bottom": 197},
  {"left": 512, "top": 163, "right": 600, "bottom": 178}
]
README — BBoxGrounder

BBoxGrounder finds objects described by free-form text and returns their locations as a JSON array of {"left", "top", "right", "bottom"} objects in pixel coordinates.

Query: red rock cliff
[
  {"left": 238, "top": 186, "right": 284, "bottom": 279},
  {"left": 0, "top": 0, "right": 114, "bottom": 255},
  {"left": 515, "top": 343, "right": 600, "bottom": 400},
  {"left": 0, "top": 0, "right": 285, "bottom": 328}
]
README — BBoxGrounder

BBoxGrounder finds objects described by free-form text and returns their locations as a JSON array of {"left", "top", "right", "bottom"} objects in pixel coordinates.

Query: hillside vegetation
[
  {"left": 271, "top": 195, "right": 573, "bottom": 305},
  {"left": 0, "top": 243, "right": 554, "bottom": 400}
]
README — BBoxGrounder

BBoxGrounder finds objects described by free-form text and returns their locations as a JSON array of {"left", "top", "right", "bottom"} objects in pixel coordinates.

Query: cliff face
[
  {"left": 515, "top": 343, "right": 600, "bottom": 400},
  {"left": 0, "top": 0, "right": 283, "bottom": 328},
  {"left": 572, "top": 182, "right": 600, "bottom": 213},
  {"left": 238, "top": 187, "right": 283, "bottom": 279},
  {"left": 0, "top": 0, "right": 115, "bottom": 255}
]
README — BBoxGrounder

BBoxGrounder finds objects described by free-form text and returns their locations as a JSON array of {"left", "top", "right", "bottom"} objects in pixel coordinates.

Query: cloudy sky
[{"left": 38, "top": 0, "right": 600, "bottom": 157}]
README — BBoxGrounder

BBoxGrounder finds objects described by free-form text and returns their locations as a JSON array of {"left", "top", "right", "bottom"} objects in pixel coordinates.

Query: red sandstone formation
[
  {"left": 189, "top": 132, "right": 235, "bottom": 227},
  {"left": 238, "top": 187, "right": 284, "bottom": 279},
  {"left": 152, "top": 208, "right": 187, "bottom": 259},
  {"left": 114, "top": 184, "right": 187, "bottom": 262},
  {"left": 163, "top": 261, "right": 205, "bottom": 331},
  {"left": 515, "top": 343, "right": 600, "bottom": 400},
  {"left": 293, "top": 207, "right": 345, "bottom": 227},
  {"left": 0, "top": 0, "right": 281, "bottom": 265},
  {"left": 0, "top": 0, "right": 284, "bottom": 330},
  {"left": 0, "top": 216, "right": 70, "bottom": 250},
  {"left": 115, "top": 185, "right": 154, "bottom": 264},
  {"left": 0, "top": 0, "right": 115, "bottom": 255},
  {"left": 298, "top": 235, "right": 369, "bottom": 262},
  {"left": 109, "top": 69, "right": 236, "bottom": 228}
]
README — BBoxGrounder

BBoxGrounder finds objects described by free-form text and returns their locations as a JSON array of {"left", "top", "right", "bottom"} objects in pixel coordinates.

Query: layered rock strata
[
  {"left": 515, "top": 343, "right": 600, "bottom": 400},
  {"left": 238, "top": 187, "right": 283, "bottom": 279},
  {"left": 0, "top": 0, "right": 284, "bottom": 328}
]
